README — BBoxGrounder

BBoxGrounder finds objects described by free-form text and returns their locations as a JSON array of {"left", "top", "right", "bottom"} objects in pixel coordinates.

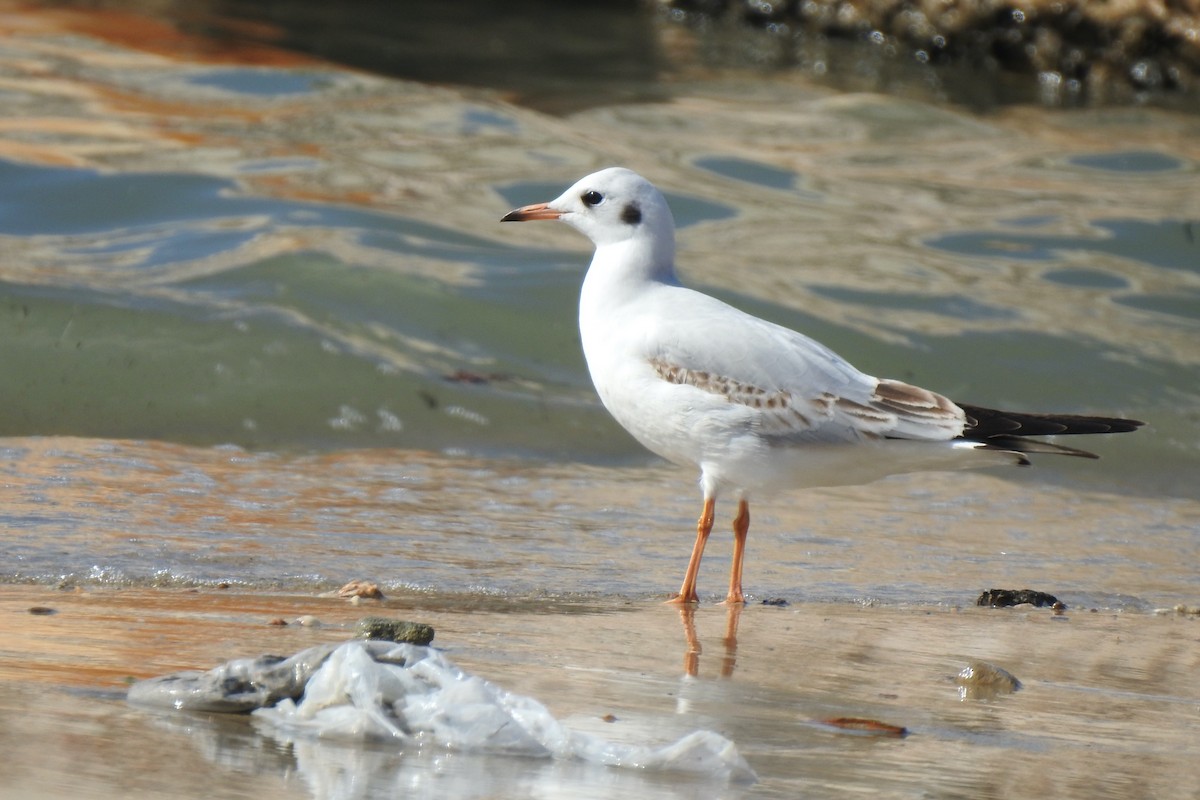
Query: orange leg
[
  {"left": 724, "top": 499, "right": 750, "bottom": 605},
  {"left": 669, "top": 496, "right": 715, "bottom": 604}
]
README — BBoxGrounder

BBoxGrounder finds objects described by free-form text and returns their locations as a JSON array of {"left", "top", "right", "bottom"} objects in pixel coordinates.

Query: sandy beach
[{"left": 3, "top": 572, "right": 1199, "bottom": 798}]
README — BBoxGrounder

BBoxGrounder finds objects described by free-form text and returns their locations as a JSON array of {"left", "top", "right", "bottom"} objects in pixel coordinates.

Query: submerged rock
[{"left": 956, "top": 660, "right": 1021, "bottom": 700}]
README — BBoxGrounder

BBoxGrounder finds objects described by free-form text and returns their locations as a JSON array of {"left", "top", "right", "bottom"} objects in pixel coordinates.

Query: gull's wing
[{"left": 639, "top": 288, "right": 966, "bottom": 444}]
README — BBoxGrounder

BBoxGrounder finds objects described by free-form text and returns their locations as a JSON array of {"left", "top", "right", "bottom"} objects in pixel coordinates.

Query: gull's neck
[
  {"left": 581, "top": 229, "right": 678, "bottom": 306},
  {"left": 579, "top": 233, "right": 677, "bottom": 377}
]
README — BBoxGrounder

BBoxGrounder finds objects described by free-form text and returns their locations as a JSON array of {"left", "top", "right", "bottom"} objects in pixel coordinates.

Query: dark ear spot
[{"left": 621, "top": 203, "right": 642, "bottom": 225}]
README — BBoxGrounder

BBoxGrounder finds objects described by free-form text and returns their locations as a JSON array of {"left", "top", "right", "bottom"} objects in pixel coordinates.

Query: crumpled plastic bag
[
  {"left": 128, "top": 642, "right": 341, "bottom": 713},
  {"left": 129, "top": 640, "right": 755, "bottom": 783}
]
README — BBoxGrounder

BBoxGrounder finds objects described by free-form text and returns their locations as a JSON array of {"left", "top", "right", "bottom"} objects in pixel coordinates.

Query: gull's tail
[{"left": 955, "top": 404, "right": 1144, "bottom": 462}]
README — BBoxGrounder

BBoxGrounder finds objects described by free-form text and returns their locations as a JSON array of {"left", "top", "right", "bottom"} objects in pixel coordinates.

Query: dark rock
[
  {"left": 659, "top": 0, "right": 1200, "bottom": 107},
  {"left": 976, "top": 588, "right": 1062, "bottom": 608},
  {"left": 356, "top": 617, "right": 436, "bottom": 645}
]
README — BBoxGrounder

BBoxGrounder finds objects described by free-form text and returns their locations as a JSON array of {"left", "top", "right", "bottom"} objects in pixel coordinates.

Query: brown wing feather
[{"left": 870, "top": 379, "right": 964, "bottom": 438}]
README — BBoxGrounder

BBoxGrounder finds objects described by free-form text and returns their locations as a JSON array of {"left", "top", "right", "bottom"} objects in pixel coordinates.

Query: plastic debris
[{"left": 128, "top": 640, "right": 756, "bottom": 783}]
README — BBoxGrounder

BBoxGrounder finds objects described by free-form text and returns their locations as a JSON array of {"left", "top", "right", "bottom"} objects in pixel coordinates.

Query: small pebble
[
  {"left": 27, "top": 606, "right": 57, "bottom": 616},
  {"left": 295, "top": 615, "right": 321, "bottom": 627},
  {"left": 1154, "top": 605, "right": 1200, "bottom": 616},
  {"left": 956, "top": 660, "right": 1020, "bottom": 700},
  {"left": 338, "top": 580, "right": 384, "bottom": 600}
]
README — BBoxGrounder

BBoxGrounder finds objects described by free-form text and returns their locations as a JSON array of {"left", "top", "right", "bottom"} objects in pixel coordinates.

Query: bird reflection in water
[{"left": 677, "top": 604, "right": 743, "bottom": 677}]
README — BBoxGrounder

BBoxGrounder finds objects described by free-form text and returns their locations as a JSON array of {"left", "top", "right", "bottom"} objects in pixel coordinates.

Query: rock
[
  {"left": 356, "top": 617, "right": 435, "bottom": 645},
  {"left": 659, "top": 0, "right": 1200, "bottom": 105},
  {"left": 956, "top": 660, "right": 1020, "bottom": 700},
  {"left": 976, "top": 588, "right": 1062, "bottom": 609},
  {"left": 337, "top": 579, "right": 384, "bottom": 599}
]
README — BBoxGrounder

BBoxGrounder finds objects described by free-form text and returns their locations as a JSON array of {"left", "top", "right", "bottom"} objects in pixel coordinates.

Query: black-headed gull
[{"left": 502, "top": 167, "right": 1142, "bottom": 605}]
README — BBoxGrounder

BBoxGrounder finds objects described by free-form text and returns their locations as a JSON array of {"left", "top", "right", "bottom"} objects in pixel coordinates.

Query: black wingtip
[
  {"left": 958, "top": 404, "right": 1145, "bottom": 438},
  {"left": 954, "top": 404, "right": 1143, "bottom": 461},
  {"left": 977, "top": 437, "right": 1102, "bottom": 460}
]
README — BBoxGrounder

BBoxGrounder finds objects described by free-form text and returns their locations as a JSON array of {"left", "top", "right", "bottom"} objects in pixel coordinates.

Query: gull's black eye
[{"left": 581, "top": 190, "right": 603, "bottom": 207}]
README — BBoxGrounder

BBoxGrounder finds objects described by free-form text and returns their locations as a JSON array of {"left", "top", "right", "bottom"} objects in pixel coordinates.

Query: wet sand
[
  {"left": 2, "top": 583, "right": 1198, "bottom": 798},
  {"left": 3, "top": 439, "right": 1196, "bottom": 798}
]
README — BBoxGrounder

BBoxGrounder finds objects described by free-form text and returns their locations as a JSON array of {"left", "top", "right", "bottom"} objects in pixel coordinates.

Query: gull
[{"left": 501, "top": 167, "right": 1143, "bottom": 605}]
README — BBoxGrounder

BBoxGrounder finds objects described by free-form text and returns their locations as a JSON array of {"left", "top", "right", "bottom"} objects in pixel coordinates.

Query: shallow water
[
  {"left": 5, "top": 438, "right": 1198, "bottom": 610},
  {"left": 3, "top": 585, "right": 1199, "bottom": 799},
  {"left": 0, "top": 3, "right": 1198, "bottom": 798}
]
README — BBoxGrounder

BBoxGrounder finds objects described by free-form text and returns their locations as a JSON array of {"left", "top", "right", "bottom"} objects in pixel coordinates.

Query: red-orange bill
[{"left": 501, "top": 202, "right": 561, "bottom": 222}]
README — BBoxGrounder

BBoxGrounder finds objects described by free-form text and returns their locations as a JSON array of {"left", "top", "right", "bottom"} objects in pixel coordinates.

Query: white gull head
[{"left": 502, "top": 167, "right": 677, "bottom": 282}]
